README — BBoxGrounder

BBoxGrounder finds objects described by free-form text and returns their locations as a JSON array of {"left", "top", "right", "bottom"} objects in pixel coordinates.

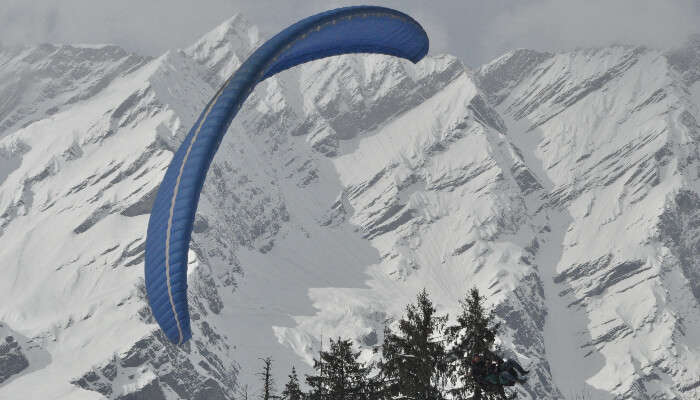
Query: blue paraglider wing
[{"left": 145, "top": 6, "right": 429, "bottom": 345}]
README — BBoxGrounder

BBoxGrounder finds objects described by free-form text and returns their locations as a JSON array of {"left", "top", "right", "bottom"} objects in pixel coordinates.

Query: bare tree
[
  {"left": 257, "top": 357, "right": 278, "bottom": 400},
  {"left": 237, "top": 384, "right": 250, "bottom": 400}
]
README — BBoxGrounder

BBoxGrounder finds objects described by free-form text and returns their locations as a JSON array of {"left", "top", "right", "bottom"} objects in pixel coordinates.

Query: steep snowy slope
[
  {"left": 0, "top": 13, "right": 698, "bottom": 400},
  {"left": 0, "top": 44, "right": 149, "bottom": 138},
  {"left": 0, "top": 44, "right": 242, "bottom": 399},
  {"left": 477, "top": 44, "right": 700, "bottom": 399}
]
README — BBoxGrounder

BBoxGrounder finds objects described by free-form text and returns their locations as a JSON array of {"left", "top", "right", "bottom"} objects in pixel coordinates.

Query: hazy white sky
[{"left": 1, "top": 0, "right": 698, "bottom": 67}]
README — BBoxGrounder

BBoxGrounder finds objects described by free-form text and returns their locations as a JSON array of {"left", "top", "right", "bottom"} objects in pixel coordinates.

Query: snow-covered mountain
[
  {"left": 0, "top": 43, "right": 150, "bottom": 139},
  {"left": 477, "top": 44, "right": 700, "bottom": 399},
  {"left": 0, "top": 14, "right": 698, "bottom": 400}
]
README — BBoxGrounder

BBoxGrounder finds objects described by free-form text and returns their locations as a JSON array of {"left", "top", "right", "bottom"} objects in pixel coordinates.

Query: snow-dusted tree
[
  {"left": 445, "top": 287, "right": 503, "bottom": 400},
  {"left": 305, "top": 337, "right": 372, "bottom": 399},
  {"left": 379, "top": 288, "right": 448, "bottom": 400},
  {"left": 281, "top": 366, "right": 304, "bottom": 400}
]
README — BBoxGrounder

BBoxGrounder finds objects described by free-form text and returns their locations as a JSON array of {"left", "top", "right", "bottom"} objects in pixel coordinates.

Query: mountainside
[
  {"left": 477, "top": 45, "right": 700, "bottom": 399},
  {"left": 0, "top": 14, "right": 698, "bottom": 400},
  {"left": 0, "top": 43, "right": 150, "bottom": 139}
]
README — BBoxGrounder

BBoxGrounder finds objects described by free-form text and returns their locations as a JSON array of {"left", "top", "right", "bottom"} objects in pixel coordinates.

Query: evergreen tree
[
  {"left": 445, "top": 287, "right": 502, "bottom": 400},
  {"left": 363, "top": 374, "right": 387, "bottom": 400},
  {"left": 281, "top": 367, "right": 304, "bottom": 400},
  {"left": 379, "top": 288, "right": 448, "bottom": 400},
  {"left": 257, "top": 357, "right": 278, "bottom": 400},
  {"left": 305, "top": 337, "right": 372, "bottom": 399},
  {"left": 306, "top": 363, "right": 324, "bottom": 400}
]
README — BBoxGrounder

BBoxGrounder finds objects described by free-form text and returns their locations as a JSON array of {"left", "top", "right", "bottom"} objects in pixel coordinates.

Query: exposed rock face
[
  {"left": 657, "top": 191, "right": 700, "bottom": 302},
  {"left": 0, "top": 322, "right": 51, "bottom": 387},
  {"left": 0, "top": 14, "right": 698, "bottom": 400},
  {"left": 0, "top": 335, "right": 29, "bottom": 384},
  {"left": 72, "top": 331, "right": 237, "bottom": 400}
]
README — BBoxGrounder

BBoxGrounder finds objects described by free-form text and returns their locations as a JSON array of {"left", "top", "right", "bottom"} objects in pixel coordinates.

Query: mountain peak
[
  {"left": 481, "top": 48, "right": 552, "bottom": 72},
  {"left": 666, "top": 34, "right": 700, "bottom": 85},
  {"left": 0, "top": 42, "right": 149, "bottom": 138},
  {"left": 200, "top": 13, "right": 258, "bottom": 46},
  {"left": 477, "top": 49, "right": 552, "bottom": 104},
  {"left": 185, "top": 13, "right": 260, "bottom": 87}
]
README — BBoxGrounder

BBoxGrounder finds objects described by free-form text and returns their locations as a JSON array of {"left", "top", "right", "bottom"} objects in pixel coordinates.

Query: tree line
[{"left": 244, "top": 287, "right": 511, "bottom": 400}]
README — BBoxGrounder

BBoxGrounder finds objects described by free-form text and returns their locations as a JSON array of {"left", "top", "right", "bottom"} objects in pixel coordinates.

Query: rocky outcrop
[{"left": 0, "top": 335, "right": 29, "bottom": 384}]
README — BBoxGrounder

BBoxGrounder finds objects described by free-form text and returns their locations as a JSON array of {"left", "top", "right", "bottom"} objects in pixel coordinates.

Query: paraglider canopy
[
  {"left": 259, "top": 7, "right": 429, "bottom": 79},
  {"left": 145, "top": 6, "right": 429, "bottom": 345}
]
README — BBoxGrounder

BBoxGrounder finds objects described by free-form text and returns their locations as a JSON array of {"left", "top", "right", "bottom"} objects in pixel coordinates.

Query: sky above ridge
[{"left": 1, "top": 0, "right": 699, "bottom": 67}]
